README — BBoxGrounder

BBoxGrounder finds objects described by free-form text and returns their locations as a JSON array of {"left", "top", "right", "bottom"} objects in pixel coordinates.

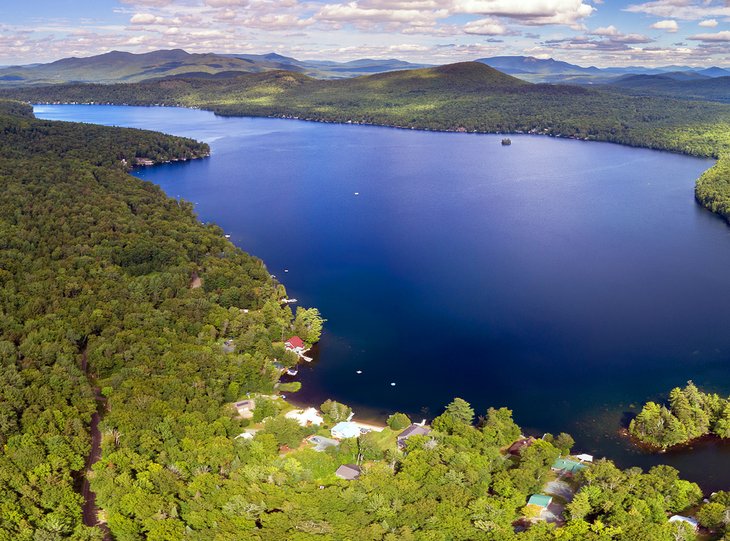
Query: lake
[{"left": 35, "top": 104, "right": 730, "bottom": 491}]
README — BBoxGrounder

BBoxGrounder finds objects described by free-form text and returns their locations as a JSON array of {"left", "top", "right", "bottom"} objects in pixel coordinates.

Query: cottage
[
  {"left": 285, "top": 336, "right": 305, "bottom": 353},
  {"left": 527, "top": 494, "right": 553, "bottom": 509},
  {"left": 551, "top": 458, "right": 587, "bottom": 476},
  {"left": 397, "top": 424, "right": 431, "bottom": 449},
  {"left": 669, "top": 515, "right": 699, "bottom": 530},
  {"left": 285, "top": 407, "right": 324, "bottom": 427},
  {"left": 331, "top": 421, "right": 362, "bottom": 439},
  {"left": 335, "top": 464, "right": 362, "bottom": 480},
  {"left": 234, "top": 399, "right": 255, "bottom": 419},
  {"left": 507, "top": 437, "right": 536, "bottom": 456}
]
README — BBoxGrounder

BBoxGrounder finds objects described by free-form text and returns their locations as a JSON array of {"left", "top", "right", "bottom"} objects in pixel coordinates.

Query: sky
[{"left": 3, "top": 0, "right": 730, "bottom": 67}]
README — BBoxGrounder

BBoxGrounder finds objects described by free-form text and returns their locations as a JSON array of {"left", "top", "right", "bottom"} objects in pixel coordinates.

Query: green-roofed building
[
  {"left": 551, "top": 458, "right": 587, "bottom": 475},
  {"left": 527, "top": 494, "right": 552, "bottom": 509}
]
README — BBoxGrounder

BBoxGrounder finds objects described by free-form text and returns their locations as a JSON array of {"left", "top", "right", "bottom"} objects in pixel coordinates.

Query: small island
[
  {"left": 502, "top": 137, "right": 512, "bottom": 146},
  {"left": 629, "top": 381, "right": 730, "bottom": 450}
]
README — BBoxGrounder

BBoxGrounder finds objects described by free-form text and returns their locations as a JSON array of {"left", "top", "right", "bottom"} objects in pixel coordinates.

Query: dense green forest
[
  {"left": 6, "top": 62, "right": 730, "bottom": 223},
  {"left": 2, "top": 96, "right": 730, "bottom": 540},
  {"left": 630, "top": 382, "right": 730, "bottom": 450}
]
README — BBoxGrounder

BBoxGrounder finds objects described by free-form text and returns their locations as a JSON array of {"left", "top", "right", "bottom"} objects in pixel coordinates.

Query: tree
[
  {"left": 320, "top": 399, "right": 352, "bottom": 423},
  {"left": 553, "top": 433, "right": 575, "bottom": 455},
  {"left": 293, "top": 307, "right": 325, "bottom": 344},
  {"left": 697, "top": 502, "right": 728, "bottom": 530},
  {"left": 387, "top": 413, "right": 411, "bottom": 430}
]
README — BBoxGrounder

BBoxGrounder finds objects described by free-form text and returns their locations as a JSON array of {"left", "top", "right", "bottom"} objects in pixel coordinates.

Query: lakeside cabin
[
  {"left": 285, "top": 407, "right": 324, "bottom": 427},
  {"left": 669, "top": 515, "right": 699, "bottom": 531},
  {"left": 331, "top": 421, "right": 362, "bottom": 439},
  {"left": 551, "top": 458, "right": 587, "bottom": 476},
  {"left": 335, "top": 464, "right": 362, "bottom": 481},
  {"left": 285, "top": 336, "right": 305, "bottom": 354},
  {"left": 507, "top": 437, "right": 536, "bottom": 456},
  {"left": 527, "top": 494, "right": 552, "bottom": 510},
  {"left": 397, "top": 424, "right": 432, "bottom": 449}
]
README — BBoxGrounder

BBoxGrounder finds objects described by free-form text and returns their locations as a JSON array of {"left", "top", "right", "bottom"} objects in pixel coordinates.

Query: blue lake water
[{"left": 35, "top": 104, "right": 730, "bottom": 491}]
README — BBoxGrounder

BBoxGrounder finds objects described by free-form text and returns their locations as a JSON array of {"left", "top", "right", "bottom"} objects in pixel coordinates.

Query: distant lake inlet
[{"left": 35, "top": 104, "right": 730, "bottom": 491}]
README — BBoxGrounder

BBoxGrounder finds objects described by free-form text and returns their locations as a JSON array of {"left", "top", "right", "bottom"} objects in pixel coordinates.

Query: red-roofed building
[{"left": 285, "top": 336, "right": 305, "bottom": 353}]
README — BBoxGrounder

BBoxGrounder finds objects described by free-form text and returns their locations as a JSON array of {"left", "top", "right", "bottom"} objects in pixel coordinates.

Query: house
[
  {"left": 234, "top": 399, "right": 255, "bottom": 419},
  {"left": 285, "top": 336, "right": 305, "bottom": 353},
  {"left": 331, "top": 421, "right": 362, "bottom": 439},
  {"left": 551, "top": 458, "right": 587, "bottom": 476},
  {"left": 575, "top": 453, "right": 594, "bottom": 463},
  {"left": 669, "top": 515, "right": 699, "bottom": 530},
  {"left": 335, "top": 464, "right": 362, "bottom": 480},
  {"left": 527, "top": 494, "right": 552, "bottom": 509},
  {"left": 285, "top": 407, "right": 324, "bottom": 427},
  {"left": 397, "top": 424, "right": 431, "bottom": 449},
  {"left": 508, "top": 437, "right": 536, "bottom": 456}
]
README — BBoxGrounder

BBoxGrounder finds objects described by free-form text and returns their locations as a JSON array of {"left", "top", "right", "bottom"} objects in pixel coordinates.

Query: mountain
[
  {"left": 476, "top": 55, "right": 730, "bottom": 84},
  {"left": 698, "top": 66, "right": 730, "bottom": 78},
  {"left": 607, "top": 73, "right": 730, "bottom": 102},
  {"left": 222, "top": 53, "right": 430, "bottom": 78},
  {"left": 0, "top": 49, "right": 266, "bottom": 86},
  {"left": 476, "top": 56, "right": 611, "bottom": 83},
  {"left": 0, "top": 49, "right": 433, "bottom": 86}
]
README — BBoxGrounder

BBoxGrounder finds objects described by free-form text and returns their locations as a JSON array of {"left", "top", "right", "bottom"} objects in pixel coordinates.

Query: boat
[
  {"left": 286, "top": 367, "right": 299, "bottom": 376},
  {"left": 501, "top": 138, "right": 512, "bottom": 146}
]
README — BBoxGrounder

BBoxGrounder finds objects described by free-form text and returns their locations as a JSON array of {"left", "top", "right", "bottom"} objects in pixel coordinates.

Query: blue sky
[{"left": 3, "top": 0, "right": 730, "bottom": 67}]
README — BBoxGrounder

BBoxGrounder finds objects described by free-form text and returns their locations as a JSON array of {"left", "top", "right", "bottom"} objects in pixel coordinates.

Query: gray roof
[
  {"left": 397, "top": 424, "right": 431, "bottom": 441},
  {"left": 335, "top": 464, "right": 362, "bottom": 480}
]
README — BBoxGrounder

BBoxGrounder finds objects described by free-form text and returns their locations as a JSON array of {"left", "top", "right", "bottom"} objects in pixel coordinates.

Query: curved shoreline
[{"left": 31, "top": 99, "right": 727, "bottom": 225}]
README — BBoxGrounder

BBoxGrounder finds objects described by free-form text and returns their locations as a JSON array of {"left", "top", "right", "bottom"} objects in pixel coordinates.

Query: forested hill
[
  {"left": 607, "top": 73, "right": 730, "bottom": 103},
  {"left": 0, "top": 100, "right": 305, "bottom": 539}
]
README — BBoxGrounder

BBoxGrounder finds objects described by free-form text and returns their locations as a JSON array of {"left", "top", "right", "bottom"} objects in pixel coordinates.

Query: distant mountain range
[
  {"left": 0, "top": 49, "right": 432, "bottom": 86},
  {"left": 476, "top": 55, "right": 730, "bottom": 84},
  {"left": 2, "top": 49, "right": 730, "bottom": 100}
]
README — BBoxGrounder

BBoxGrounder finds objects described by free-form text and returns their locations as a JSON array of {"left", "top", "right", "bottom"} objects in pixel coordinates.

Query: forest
[
  {"left": 630, "top": 382, "right": 730, "bottom": 450},
  {"left": 2, "top": 97, "right": 730, "bottom": 540},
  {"left": 5, "top": 62, "right": 730, "bottom": 224}
]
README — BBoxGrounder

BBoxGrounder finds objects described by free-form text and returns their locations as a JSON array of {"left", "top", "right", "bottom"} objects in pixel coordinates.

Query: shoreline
[
  {"left": 31, "top": 103, "right": 730, "bottom": 491},
  {"left": 31, "top": 100, "right": 727, "bottom": 226}
]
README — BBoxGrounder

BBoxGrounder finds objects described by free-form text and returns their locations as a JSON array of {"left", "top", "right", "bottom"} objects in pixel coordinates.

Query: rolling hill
[{"left": 608, "top": 73, "right": 730, "bottom": 102}]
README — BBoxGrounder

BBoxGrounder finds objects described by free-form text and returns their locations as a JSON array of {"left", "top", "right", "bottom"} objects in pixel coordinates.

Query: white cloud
[
  {"left": 625, "top": 1, "right": 730, "bottom": 21},
  {"left": 463, "top": 17, "right": 507, "bottom": 35},
  {"left": 592, "top": 25, "right": 619, "bottom": 36},
  {"left": 699, "top": 19, "right": 718, "bottom": 28},
  {"left": 650, "top": 19, "right": 678, "bottom": 32},
  {"left": 689, "top": 30, "right": 730, "bottom": 42},
  {"left": 455, "top": 0, "right": 595, "bottom": 26}
]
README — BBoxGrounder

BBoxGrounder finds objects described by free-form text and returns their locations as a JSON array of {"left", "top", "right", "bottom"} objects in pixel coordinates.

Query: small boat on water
[
  {"left": 501, "top": 138, "right": 512, "bottom": 146},
  {"left": 286, "top": 367, "right": 299, "bottom": 376}
]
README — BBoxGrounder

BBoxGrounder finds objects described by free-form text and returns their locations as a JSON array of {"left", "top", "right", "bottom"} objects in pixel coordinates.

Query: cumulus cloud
[
  {"left": 455, "top": 0, "right": 595, "bottom": 26},
  {"left": 698, "top": 19, "right": 718, "bottom": 28},
  {"left": 689, "top": 30, "right": 730, "bottom": 42},
  {"left": 650, "top": 19, "right": 678, "bottom": 32},
  {"left": 546, "top": 26, "right": 653, "bottom": 51},
  {"left": 463, "top": 17, "right": 507, "bottom": 35},
  {"left": 625, "top": 0, "right": 730, "bottom": 21},
  {"left": 591, "top": 25, "right": 619, "bottom": 36}
]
